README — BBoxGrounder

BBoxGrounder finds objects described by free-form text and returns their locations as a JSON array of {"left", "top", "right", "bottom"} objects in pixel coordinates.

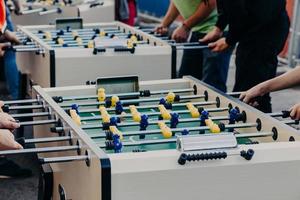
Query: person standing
[
  {"left": 201, "top": 0, "right": 290, "bottom": 112},
  {"left": 155, "top": 0, "right": 233, "bottom": 92}
]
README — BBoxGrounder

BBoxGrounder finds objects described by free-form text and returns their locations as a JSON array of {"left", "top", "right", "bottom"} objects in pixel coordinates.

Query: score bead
[{"left": 98, "top": 88, "right": 106, "bottom": 102}]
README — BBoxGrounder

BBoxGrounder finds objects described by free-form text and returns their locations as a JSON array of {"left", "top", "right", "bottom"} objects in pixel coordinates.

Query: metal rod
[
  {"left": 5, "top": 104, "right": 44, "bottom": 111},
  {"left": 97, "top": 131, "right": 272, "bottom": 148},
  {"left": 25, "top": 136, "right": 71, "bottom": 144},
  {"left": 39, "top": 8, "right": 60, "bottom": 15},
  {"left": 77, "top": 100, "right": 217, "bottom": 114},
  {"left": 0, "top": 145, "right": 79, "bottom": 156},
  {"left": 88, "top": 122, "right": 258, "bottom": 139},
  {"left": 19, "top": 119, "right": 57, "bottom": 126},
  {"left": 39, "top": 155, "right": 88, "bottom": 164},
  {"left": 80, "top": 106, "right": 228, "bottom": 122},
  {"left": 227, "top": 91, "right": 243, "bottom": 96},
  {"left": 21, "top": 8, "right": 44, "bottom": 14},
  {"left": 58, "top": 88, "right": 195, "bottom": 102},
  {"left": 282, "top": 120, "right": 299, "bottom": 125},
  {"left": 176, "top": 45, "right": 209, "bottom": 50},
  {"left": 3, "top": 99, "right": 39, "bottom": 105},
  {"left": 11, "top": 112, "right": 50, "bottom": 118},
  {"left": 60, "top": 94, "right": 205, "bottom": 108},
  {"left": 82, "top": 115, "right": 231, "bottom": 130}
]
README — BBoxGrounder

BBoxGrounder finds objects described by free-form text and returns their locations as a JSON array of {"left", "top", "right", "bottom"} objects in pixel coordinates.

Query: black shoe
[{"left": 0, "top": 158, "right": 32, "bottom": 178}]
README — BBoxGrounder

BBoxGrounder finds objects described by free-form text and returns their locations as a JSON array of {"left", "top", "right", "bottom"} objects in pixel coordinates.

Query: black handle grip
[
  {"left": 15, "top": 137, "right": 26, "bottom": 147},
  {"left": 1, "top": 104, "right": 10, "bottom": 112},
  {"left": 114, "top": 47, "right": 135, "bottom": 54},
  {"left": 281, "top": 110, "right": 291, "bottom": 118},
  {"left": 240, "top": 149, "right": 255, "bottom": 160},
  {"left": 178, "top": 152, "right": 227, "bottom": 165}
]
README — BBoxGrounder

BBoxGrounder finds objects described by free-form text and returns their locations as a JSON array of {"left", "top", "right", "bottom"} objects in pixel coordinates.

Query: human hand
[
  {"left": 155, "top": 24, "right": 169, "bottom": 36},
  {"left": 171, "top": 25, "right": 190, "bottom": 43},
  {"left": 290, "top": 103, "right": 300, "bottom": 120},
  {"left": 199, "top": 26, "right": 223, "bottom": 43},
  {"left": 208, "top": 37, "right": 229, "bottom": 52},
  {"left": 0, "top": 112, "right": 20, "bottom": 130},
  {"left": 0, "top": 129, "right": 23, "bottom": 150}
]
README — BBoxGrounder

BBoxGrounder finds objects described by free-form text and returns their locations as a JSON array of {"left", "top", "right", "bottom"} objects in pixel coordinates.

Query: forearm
[
  {"left": 260, "top": 66, "right": 300, "bottom": 93},
  {"left": 184, "top": 0, "right": 216, "bottom": 29},
  {"left": 161, "top": 2, "right": 180, "bottom": 27}
]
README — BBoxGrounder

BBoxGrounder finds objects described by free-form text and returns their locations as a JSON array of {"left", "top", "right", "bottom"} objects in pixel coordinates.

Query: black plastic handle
[{"left": 178, "top": 152, "right": 228, "bottom": 165}]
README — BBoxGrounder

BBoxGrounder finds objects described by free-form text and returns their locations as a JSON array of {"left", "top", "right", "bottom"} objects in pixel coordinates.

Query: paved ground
[{"left": 0, "top": 59, "right": 299, "bottom": 200}]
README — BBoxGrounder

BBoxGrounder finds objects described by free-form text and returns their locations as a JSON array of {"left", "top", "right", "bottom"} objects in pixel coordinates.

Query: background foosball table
[
  {"left": 1, "top": 76, "right": 300, "bottom": 200},
  {"left": 14, "top": 21, "right": 173, "bottom": 96},
  {"left": 8, "top": 0, "right": 115, "bottom": 28}
]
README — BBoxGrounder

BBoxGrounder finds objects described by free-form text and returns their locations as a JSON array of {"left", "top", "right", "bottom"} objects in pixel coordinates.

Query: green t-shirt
[{"left": 172, "top": 0, "right": 218, "bottom": 33}]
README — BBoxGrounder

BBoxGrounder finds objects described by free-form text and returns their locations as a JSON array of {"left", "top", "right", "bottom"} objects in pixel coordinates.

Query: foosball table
[
  {"left": 13, "top": 21, "right": 174, "bottom": 95},
  {"left": 8, "top": 0, "right": 115, "bottom": 28},
  {"left": 1, "top": 76, "right": 300, "bottom": 200}
]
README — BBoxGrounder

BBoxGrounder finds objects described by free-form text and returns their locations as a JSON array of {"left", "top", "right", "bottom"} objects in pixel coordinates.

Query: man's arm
[
  {"left": 183, "top": 0, "right": 216, "bottom": 30},
  {"left": 172, "top": 0, "right": 216, "bottom": 42},
  {"left": 155, "top": 2, "right": 179, "bottom": 35},
  {"left": 240, "top": 66, "right": 300, "bottom": 103},
  {"left": 161, "top": 2, "right": 180, "bottom": 28}
]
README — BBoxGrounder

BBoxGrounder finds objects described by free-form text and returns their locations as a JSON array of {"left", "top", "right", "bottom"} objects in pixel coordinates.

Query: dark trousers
[
  {"left": 233, "top": 15, "right": 290, "bottom": 113},
  {"left": 179, "top": 32, "right": 233, "bottom": 92}
]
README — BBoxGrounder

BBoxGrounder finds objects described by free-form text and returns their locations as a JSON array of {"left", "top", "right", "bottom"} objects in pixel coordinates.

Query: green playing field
[{"left": 71, "top": 103, "right": 253, "bottom": 154}]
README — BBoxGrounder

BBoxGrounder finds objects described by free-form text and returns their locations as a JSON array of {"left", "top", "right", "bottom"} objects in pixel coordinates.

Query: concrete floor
[{"left": 0, "top": 60, "right": 300, "bottom": 200}]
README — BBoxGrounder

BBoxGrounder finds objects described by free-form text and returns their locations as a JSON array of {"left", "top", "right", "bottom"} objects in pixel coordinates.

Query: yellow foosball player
[
  {"left": 158, "top": 105, "right": 171, "bottom": 120},
  {"left": 186, "top": 103, "right": 200, "bottom": 118},
  {"left": 70, "top": 109, "right": 81, "bottom": 125},
  {"left": 129, "top": 105, "right": 141, "bottom": 122},
  {"left": 158, "top": 121, "right": 172, "bottom": 138},
  {"left": 99, "top": 106, "right": 110, "bottom": 124},
  {"left": 98, "top": 88, "right": 106, "bottom": 102}
]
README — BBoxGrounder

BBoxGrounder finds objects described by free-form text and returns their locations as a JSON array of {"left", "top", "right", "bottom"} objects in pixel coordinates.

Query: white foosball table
[
  {"left": 1, "top": 76, "right": 300, "bottom": 200},
  {"left": 9, "top": 0, "right": 115, "bottom": 28},
  {"left": 14, "top": 21, "right": 173, "bottom": 95}
]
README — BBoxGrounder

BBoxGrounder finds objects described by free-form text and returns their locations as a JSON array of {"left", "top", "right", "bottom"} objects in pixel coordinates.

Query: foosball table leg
[{"left": 38, "top": 164, "right": 53, "bottom": 200}]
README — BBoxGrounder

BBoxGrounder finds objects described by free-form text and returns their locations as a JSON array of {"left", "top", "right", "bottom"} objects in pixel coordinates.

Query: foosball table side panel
[
  {"left": 32, "top": 86, "right": 109, "bottom": 200},
  {"left": 109, "top": 144, "right": 300, "bottom": 200},
  {"left": 54, "top": 51, "right": 172, "bottom": 86},
  {"left": 11, "top": 6, "right": 78, "bottom": 27}
]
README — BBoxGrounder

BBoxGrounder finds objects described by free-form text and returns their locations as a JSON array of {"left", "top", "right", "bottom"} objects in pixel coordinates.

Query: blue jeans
[
  {"left": 4, "top": 6, "right": 20, "bottom": 99},
  {"left": 178, "top": 32, "right": 233, "bottom": 92}
]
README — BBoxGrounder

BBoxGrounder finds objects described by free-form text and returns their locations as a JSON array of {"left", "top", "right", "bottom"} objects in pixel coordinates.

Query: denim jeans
[
  {"left": 4, "top": 6, "right": 20, "bottom": 99},
  {"left": 178, "top": 32, "right": 233, "bottom": 92}
]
